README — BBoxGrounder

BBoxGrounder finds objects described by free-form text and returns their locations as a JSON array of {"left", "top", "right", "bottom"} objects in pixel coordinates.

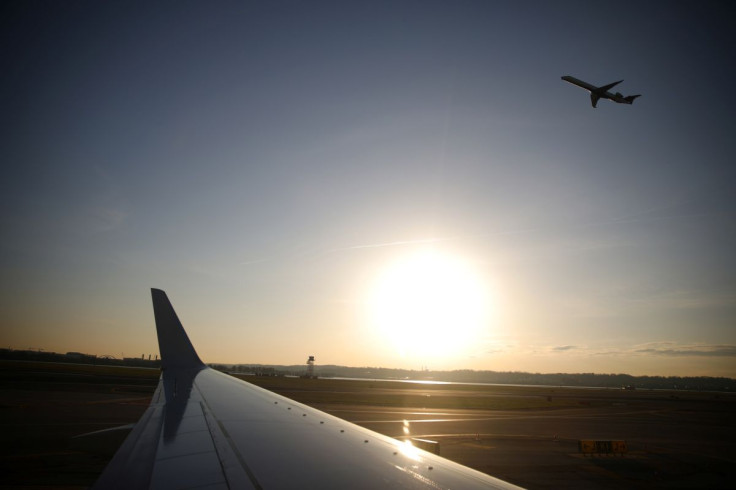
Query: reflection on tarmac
[{"left": 321, "top": 402, "right": 735, "bottom": 489}]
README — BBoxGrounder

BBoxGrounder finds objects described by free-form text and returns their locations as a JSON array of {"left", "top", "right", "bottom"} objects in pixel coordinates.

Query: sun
[{"left": 367, "top": 249, "right": 491, "bottom": 362}]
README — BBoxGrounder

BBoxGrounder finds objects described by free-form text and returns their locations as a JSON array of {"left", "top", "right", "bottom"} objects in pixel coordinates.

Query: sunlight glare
[
  {"left": 397, "top": 439, "right": 421, "bottom": 461},
  {"left": 367, "top": 250, "right": 491, "bottom": 362}
]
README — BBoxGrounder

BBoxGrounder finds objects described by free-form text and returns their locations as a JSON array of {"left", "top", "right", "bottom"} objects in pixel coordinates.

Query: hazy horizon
[
  {"left": 6, "top": 332, "right": 735, "bottom": 379},
  {"left": 5, "top": 349, "right": 736, "bottom": 382},
  {"left": 2, "top": 1, "right": 735, "bottom": 378}
]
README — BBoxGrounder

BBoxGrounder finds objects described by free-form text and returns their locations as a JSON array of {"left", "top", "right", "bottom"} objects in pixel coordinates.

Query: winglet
[{"left": 151, "top": 288, "right": 205, "bottom": 371}]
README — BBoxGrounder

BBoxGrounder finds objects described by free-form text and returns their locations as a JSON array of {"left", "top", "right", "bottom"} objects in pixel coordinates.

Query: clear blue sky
[{"left": 2, "top": 1, "right": 734, "bottom": 377}]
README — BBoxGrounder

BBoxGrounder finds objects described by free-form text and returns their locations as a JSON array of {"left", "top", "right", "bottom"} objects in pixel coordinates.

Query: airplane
[
  {"left": 91, "top": 288, "right": 524, "bottom": 489},
  {"left": 561, "top": 75, "right": 641, "bottom": 108}
]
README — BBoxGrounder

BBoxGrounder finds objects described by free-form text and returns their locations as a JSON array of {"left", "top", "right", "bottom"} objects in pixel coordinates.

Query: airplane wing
[
  {"left": 561, "top": 75, "right": 595, "bottom": 92},
  {"left": 92, "top": 289, "right": 524, "bottom": 489},
  {"left": 598, "top": 80, "right": 623, "bottom": 92}
]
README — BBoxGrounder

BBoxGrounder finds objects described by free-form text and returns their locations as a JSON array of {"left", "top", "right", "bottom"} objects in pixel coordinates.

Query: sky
[{"left": 2, "top": 1, "right": 735, "bottom": 377}]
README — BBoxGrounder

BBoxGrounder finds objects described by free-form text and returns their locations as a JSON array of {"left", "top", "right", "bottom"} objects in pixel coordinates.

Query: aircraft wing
[
  {"left": 93, "top": 289, "right": 524, "bottom": 489},
  {"left": 561, "top": 75, "right": 595, "bottom": 92},
  {"left": 598, "top": 79, "right": 623, "bottom": 93}
]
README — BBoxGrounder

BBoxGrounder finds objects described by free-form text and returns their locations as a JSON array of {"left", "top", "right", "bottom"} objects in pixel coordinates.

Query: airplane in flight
[
  {"left": 91, "top": 289, "right": 524, "bottom": 489},
  {"left": 561, "top": 75, "right": 641, "bottom": 108}
]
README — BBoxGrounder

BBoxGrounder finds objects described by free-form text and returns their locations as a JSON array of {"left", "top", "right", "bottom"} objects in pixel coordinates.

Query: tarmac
[
  {"left": 1, "top": 362, "right": 733, "bottom": 489},
  {"left": 319, "top": 401, "right": 734, "bottom": 489}
]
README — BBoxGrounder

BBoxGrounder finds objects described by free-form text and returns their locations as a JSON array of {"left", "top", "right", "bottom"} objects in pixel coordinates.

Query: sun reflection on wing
[{"left": 397, "top": 439, "right": 421, "bottom": 461}]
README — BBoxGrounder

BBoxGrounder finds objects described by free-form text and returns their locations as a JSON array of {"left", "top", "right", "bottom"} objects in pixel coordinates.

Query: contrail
[
  {"left": 330, "top": 237, "right": 456, "bottom": 252},
  {"left": 240, "top": 203, "right": 711, "bottom": 266},
  {"left": 239, "top": 258, "right": 270, "bottom": 266}
]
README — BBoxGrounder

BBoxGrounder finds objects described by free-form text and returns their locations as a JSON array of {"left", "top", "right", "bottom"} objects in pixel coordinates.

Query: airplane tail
[
  {"left": 151, "top": 288, "right": 205, "bottom": 371},
  {"left": 625, "top": 94, "right": 641, "bottom": 104}
]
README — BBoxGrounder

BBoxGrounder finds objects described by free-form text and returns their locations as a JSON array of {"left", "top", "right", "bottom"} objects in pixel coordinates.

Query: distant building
[{"left": 303, "top": 355, "right": 316, "bottom": 378}]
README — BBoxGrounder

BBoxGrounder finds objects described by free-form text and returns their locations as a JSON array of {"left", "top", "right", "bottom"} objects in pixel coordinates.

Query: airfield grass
[
  {"left": 2, "top": 360, "right": 712, "bottom": 411},
  {"left": 3, "top": 360, "right": 721, "bottom": 411},
  {"left": 0, "top": 359, "right": 159, "bottom": 379},
  {"left": 1, "top": 360, "right": 580, "bottom": 410},
  {"left": 233, "top": 374, "right": 582, "bottom": 410}
]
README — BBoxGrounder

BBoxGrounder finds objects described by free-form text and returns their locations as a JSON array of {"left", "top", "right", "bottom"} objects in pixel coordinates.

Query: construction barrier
[{"left": 579, "top": 440, "right": 627, "bottom": 455}]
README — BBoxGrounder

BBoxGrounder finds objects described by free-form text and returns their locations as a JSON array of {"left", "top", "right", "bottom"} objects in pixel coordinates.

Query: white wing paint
[{"left": 92, "top": 288, "right": 524, "bottom": 489}]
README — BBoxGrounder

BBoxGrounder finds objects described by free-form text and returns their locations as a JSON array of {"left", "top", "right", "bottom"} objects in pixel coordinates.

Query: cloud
[
  {"left": 632, "top": 343, "right": 736, "bottom": 358},
  {"left": 639, "top": 291, "right": 736, "bottom": 310},
  {"left": 331, "top": 236, "right": 455, "bottom": 252},
  {"left": 239, "top": 258, "right": 270, "bottom": 266},
  {"left": 551, "top": 345, "right": 578, "bottom": 352},
  {"left": 88, "top": 207, "right": 127, "bottom": 233},
  {"left": 515, "top": 342, "right": 736, "bottom": 359}
]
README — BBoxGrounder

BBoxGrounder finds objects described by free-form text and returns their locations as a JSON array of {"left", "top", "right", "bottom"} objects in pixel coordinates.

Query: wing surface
[
  {"left": 561, "top": 75, "right": 594, "bottom": 92},
  {"left": 598, "top": 79, "right": 623, "bottom": 92},
  {"left": 93, "top": 289, "right": 524, "bottom": 489}
]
